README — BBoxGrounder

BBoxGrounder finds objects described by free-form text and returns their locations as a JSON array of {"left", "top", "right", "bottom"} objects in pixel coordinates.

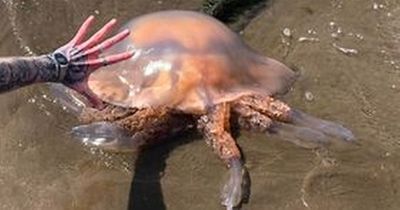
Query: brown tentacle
[
  {"left": 79, "top": 105, "right": 138, "bottom": 124},
  {"left": 237, "top": 94, "right": 292, "bottom": 122},
  {"left": 197, "top": 103, "right": 241, "bottom": 165},
  {"left": 79, "top": 105, "right": 193, "bottom": 147},
  {"left": 231, "top": 101, "right": 273, "bottom": 132}
]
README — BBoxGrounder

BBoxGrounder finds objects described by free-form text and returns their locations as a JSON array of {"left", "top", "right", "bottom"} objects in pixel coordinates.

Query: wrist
[{"left": 46, "top": 51, "right": 69, "bottom": 82}]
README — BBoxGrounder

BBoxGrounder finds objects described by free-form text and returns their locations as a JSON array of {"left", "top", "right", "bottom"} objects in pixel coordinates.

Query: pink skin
[{"left": 54, "top": 16, "right": 134, "bottom": 109}]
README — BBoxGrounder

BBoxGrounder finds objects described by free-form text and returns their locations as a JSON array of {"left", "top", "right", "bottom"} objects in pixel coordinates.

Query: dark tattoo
[
  {"left": 61, "top": 62, "right": 87, "bottom": 87},
  {"left": 0, "top": 55, "right": 60, "bottom": 93}
]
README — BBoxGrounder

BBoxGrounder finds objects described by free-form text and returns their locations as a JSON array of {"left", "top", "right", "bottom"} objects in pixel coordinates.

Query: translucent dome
[{"left": 88, "top": 10, "right": 296, "bottom": 113}]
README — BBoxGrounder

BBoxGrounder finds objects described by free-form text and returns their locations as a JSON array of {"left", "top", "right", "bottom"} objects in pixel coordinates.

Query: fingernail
[{"left": 109, "top": 18, "right": 117, "bottom": 24}]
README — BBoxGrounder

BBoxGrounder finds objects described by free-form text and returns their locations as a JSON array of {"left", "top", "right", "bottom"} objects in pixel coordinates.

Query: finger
[
  {"left": 102, "top": 51, "right": 134, "bottom": 65},
  {"left": 71, "top": 29, "right": 130, "bottom": 61},
  {"left": 72, "top": 18, "right": 117, "bottom": 55},
  {"left": 72, "top": 51, "right": 134, "bottom": 70},
  {"left": 69, "top": 16, "right": 95, "bottom": 45}
]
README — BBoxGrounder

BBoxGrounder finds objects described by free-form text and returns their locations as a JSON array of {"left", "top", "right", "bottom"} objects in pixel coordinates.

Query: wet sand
[{"left": 1, "top": 0, "right": 400, "bottom": 210}]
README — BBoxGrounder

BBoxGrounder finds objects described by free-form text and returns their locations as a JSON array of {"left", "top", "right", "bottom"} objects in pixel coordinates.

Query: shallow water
[{"left": 0, "top": 0, "right": 400, "bottom": 210}]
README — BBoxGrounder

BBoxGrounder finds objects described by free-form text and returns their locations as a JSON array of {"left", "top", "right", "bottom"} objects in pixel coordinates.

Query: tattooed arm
[
  {"left": 0, "top": 56, "right": 58, "bottom": 93},
  {"left": 0, "top": 16, "right": 133, "bottom": 94}
]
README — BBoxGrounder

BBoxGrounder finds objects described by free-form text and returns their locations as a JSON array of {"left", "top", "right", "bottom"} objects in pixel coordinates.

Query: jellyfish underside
[{"left": 53, "top": 11, "right": 355, "bottom": 210}]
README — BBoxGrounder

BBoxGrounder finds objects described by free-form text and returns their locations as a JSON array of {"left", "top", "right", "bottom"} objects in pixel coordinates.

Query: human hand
[{"left": 48, "top": 16, "right": 133, "bottom": 88}]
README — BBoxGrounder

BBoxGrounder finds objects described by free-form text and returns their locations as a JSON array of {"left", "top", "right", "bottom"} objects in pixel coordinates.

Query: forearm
[{"left": 0, "top": 55, "right": 59, "bottom": 93}]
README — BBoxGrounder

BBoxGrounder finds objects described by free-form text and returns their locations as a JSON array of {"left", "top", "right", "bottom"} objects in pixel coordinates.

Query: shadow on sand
[{"left": 127, "top": 132, "right": 199, "bottom": 210}]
